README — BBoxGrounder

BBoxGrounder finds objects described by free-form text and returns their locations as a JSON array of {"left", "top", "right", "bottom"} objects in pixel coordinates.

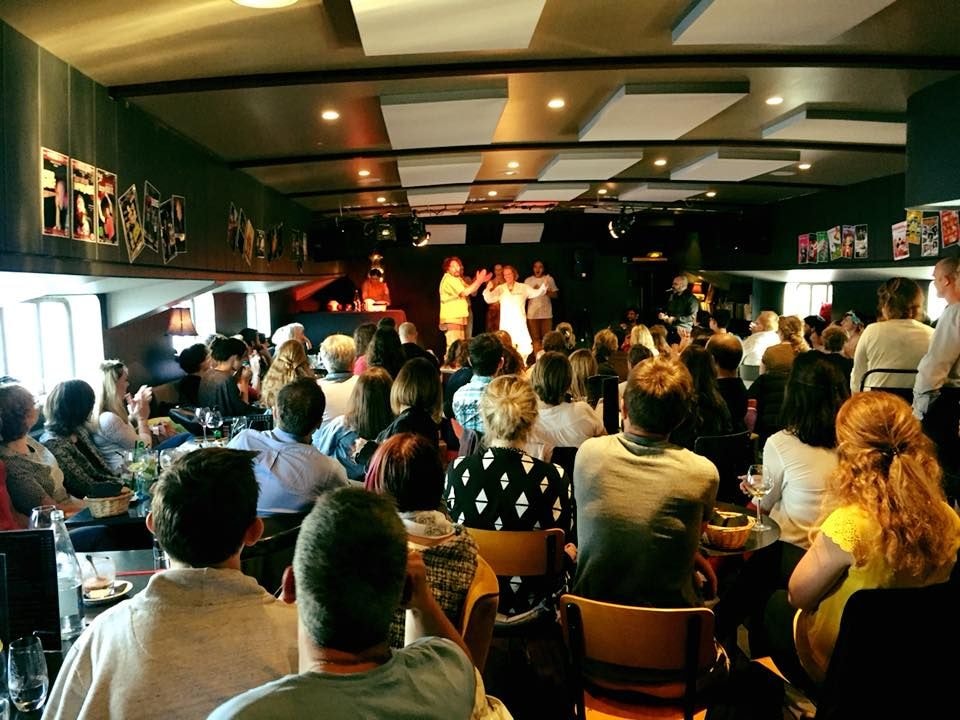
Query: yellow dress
[{"left": 794, "top": 503, "right": 960, "bottom": 684}]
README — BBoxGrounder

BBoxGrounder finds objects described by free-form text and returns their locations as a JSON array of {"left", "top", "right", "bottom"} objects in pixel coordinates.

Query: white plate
[{"left": 83, "top": 580, "right": 133, "bottom": 605}]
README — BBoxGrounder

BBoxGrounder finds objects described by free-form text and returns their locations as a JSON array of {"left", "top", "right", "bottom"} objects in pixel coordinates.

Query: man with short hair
[
  {"left": 524, "top": 260, "right": 559, "bottom": 355},
  {"left": 209, "top": 488, "right": 501, "bottom": 719},
  {"left": 229, "top": 378, "right": 347, "bottom": 516},
  {"left": 317, "top": 334, "right": 357, "bottom": 425},
  {"left": 573, "top": 358, "right": 719, "bottom": 607},
  {"left": 658, "top": 275, "right": 699, "bottom": 339},
  {"left": 452, "top": 333, "right": 504, "bottom": 433},
  {"left": 44, "top": 449, "right": 298, "bottom": 720},
  {"left": 199, "top": 336, "right": 259, "bottom": 416},
  {"left": 399, "top": 321, "right": 439, "bottom": 368},
  {"left": 708, "top": 333, "right": 748, "bottom": 430},
  {"left": 709, "top": 308, "right": 735, "bottom": 335},
  {"left": 741, "top": 311, "right": 781, "bottom": 367}
]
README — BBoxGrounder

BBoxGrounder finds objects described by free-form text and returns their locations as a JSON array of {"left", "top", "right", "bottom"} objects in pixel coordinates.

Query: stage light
[
  {"left": 608, "top": 208, "right": 634, "bottom": 239},
  {"left": 409, "top": 214, "right": 430, "bottom": 247}
]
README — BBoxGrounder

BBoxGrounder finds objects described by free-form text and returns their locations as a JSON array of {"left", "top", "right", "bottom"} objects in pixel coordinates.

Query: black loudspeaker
[{"left": 573, "top": 249, "right": 592, "bottom": 281}]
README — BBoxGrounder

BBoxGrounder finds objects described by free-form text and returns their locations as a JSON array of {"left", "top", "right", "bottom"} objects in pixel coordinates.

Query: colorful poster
[
  {"left": 921, "top": 214, "right": 940, "bottom": 257},
  {"left": 798, "top": 234, "right": 810, "bottom": 264},
  {"left": 840, "top": 225, "right": 855, "bottom": 259},
  {"left": 159, "top": 198, "right": 177, "bottom": 265},
  {"left": 892, "top": 220, "right": 909, "bottom": 261},
  {"left": 906, "top": 209, "right": 922, "bottom": 245},
  {"left": 242, "top": 217, "right": 254, "bottom": 266},
  {"left": 143, "top": 182, "right": 161, "bottom": 253},
  {"left": 828, "top": 226, "right": 842, "bottom": 261},
  {"left": 71, "top": 159, "right": 96, "bottom": 243},
  {"left": 255, "top": 229, "right": 267, "bottom": 259},
  {"left": 118, "top": 184, "right": 145, "bottom": 263},
  {"left": 171, "top": 195, "right": 186, "bottom": 253},
  {"left": 41, "top": 147, "right": 70, "bottom": 237},
  {"left": 940, "top": 210, "right": 959, "bottom": 248},
  {"left": 96, "top": 170, "right": 117, "bottom": 246},
  {"left": 816, "top": 231, "right": 828, "bottom": 263},
  {"left": 227, "top": 203, "right": 239, "bottom": 251},
  {"left": 854, "top": 224, "right": 868, "bottom": 259},
  {"left": 268, "top": 223, "right": 284, "bottom": 261},
  {"left": 807, "top": 232, "right": 818, "bottom": 263}
]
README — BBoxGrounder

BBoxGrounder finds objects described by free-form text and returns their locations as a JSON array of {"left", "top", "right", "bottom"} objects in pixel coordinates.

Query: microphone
[{"left": 665, "top": 288, "right": 675, "bottom": 293}]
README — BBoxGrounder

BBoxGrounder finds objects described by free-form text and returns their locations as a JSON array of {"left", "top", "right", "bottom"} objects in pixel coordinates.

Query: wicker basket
[
  {"left": 704, "top": 512, "right": 756, "bottom": 550},
  {"left": 85, "top": 488, "right": 134, "bottom": 518}
]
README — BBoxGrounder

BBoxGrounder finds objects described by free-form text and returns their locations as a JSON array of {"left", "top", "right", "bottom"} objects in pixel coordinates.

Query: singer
[{"left": 658, "top": 275, "right": 699, "bottom": 337}]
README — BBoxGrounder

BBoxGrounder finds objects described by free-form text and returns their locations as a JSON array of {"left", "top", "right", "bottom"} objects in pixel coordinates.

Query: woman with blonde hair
[
  {"left": 592, "top": 328, "right": 619, "bottom": 377},
  {"left": 568, "top": 348, "right": 597, "bottom": 404},
  {"left": 91, "top": 359, "right": 163, "bottom": 472},
  {"left": 765, "top": 392, "right": 960, "bottom": 688},
  {"left": 627, "top": 324, "right": 658, "bottom": 357},
  {"left": 650, "top": 324, "right": 672, "bottom": 358},
  {"left": 761, "top": 315, "right": 809, "bottom": 375},
  {"left": 259, "top": 339, "right": 314, "bottom": 409}
]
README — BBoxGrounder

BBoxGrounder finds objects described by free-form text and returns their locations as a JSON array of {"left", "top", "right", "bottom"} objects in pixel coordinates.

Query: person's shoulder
[
  {"left": 227, "top": 429, "right": 260, "bottom": 449},
  {"left": 207, "top": 674, "right": 302, "bottom": 720},
  {"left": 398, "top": 637, "right": 475, "bottom": 680}
]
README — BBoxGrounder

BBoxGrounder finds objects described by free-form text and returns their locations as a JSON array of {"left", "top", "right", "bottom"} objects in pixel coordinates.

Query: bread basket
[
  {"left": 704, "top": 511, "right": 755, "bottom": 550},
  {"left": 85, "top": 487, "right": 134, "bottom": 518}
]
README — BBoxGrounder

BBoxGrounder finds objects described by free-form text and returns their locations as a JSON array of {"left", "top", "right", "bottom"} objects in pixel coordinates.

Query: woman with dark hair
[
  {"left": 376, "top": 358, "right": 442, "bottom": 447},
  {"left": 592, "top": 329, "right": 619, "bottom": 378},
  {"left": 365, "top": 433, "right": 479, "bottom": 648},
  {"left": 674, "top": 344, "right": 733, "bottom": 448},
  {"left": 177, "top": 343, "right": 210, "bottom": 406},
  {"left": 365, "top": 327, "right": 406, "bottom": 380},
  {"left": 314, "top": 367, "right": 393, "bottom": 480},
  {"left": 351, "top": 322, "right": 377, "bottom": 375},
  {"left": 41, "top": 380, "right": 120, "bottom": 499},
  {"left": 494, "top": 330, "right": 527, "bottom": 374}
]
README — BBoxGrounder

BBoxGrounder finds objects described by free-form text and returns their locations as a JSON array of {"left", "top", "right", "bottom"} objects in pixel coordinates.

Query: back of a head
[
  {"left": 377, "top": 317, "right": 397, "bottom": 331},
  {"left": 178, "top": 343, "right": 210, "bottom": 374},
  {"left": 152, "top": 448, "right": 259, "bottom": 567},
  {"left": 346, "top": 367, "right": 394, "bottom": 439},
  {"left": 277, "top": 378, "right": 326, "bottom": 436},
  {"left": 555, "top": 322, "right": 576, "bottom": 350},
  {"left": 627, "top": 344, "right": 653, "bottom": 368},
  {"left": 320, "top": 334, "right": 356, "bottom": 374},
  {"left": 366, "top": 328, "right": 404, "bottom": 376},
  {"left": 712, "top": 308, "right": 732, "bottom": 329},
  {"left": 804, "top": 315, "right": 827, "bottom": 336},
  {"left": 398, "top": 322, "right": 417, "bottom": 343},
  {"left": 468, "top": 333, "right": 503, "bottom": 376},
  {"left": 680, "top": 345, "right": 719, "bottom": 394},
  {"left": 353, "top": 322, "right": 377, "bottom": 358},
  {"left": 479, "top": 374, "right": 539, "bottom": 443},
  {"left": 391, "top": 357, "right": 441, "bottom": 419},
  {"left": 238, "top": 328, "right": 259, "bottom": 347},
  {"left": 0, "top": 384, "right": 36, "bottom": 442},
  {"left": 531, "top": 351, "right": 572, "bottom": 406},
  {"left": 541, "top": 331, "right": 566, "bottom": 354},
  {"left": 45, "top": 379, "right": 96, "bottom": 435},
  {"left": 624, "top": 357, "right": 694, "bottom": 435},
  {"left": 778, "top": 315, "right": 808, "bottom": 350},
  {"left": 756, "top": 311, "right": 779, "bottom": 332},
  {"left": 294, "top": 488, "right": 407, "bottom": 652},
  {"left": 878, "top": 277, "right": 924, "bottom": 320},
  {"left": 629, "top": 324, "right": 654, "bottom": 352},
  {"left": 780, "top": 351, "right": 849, "bottom": 448},
  {"left": 444, "top": 339, "right": 462, "bottom": 367},
  {"left": 98, "top": 359, "right": 127, "bottom": 416},
  {"left": 364, "top": 433, "right": 443, "bottom": 512},
  {"left": 592, "top": 329, "right": 618, "bottom": 360},
  {"left": 273, "top": 339, "right": 309, "bottom": 372},
  {"left": 211, "top": 336, "right": 247, "bottom": 363},
  {"left": 706, "top": 333, "right": 743, "bottom": 372},
  {"left": 821, "top": 325, "right": 846, "bottom": 353}
]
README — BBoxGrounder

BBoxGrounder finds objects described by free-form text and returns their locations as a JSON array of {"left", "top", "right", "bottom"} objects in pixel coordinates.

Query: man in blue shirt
[{"left": 451, "top": 333, "right": 503, "bottom": 433}]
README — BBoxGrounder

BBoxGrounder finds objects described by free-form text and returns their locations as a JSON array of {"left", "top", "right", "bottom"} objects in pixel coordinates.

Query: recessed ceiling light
[
  {"left": 504, "top": 170, "right": 517, "bottom": 176},
  {"left": 358, "top": 169, "right": 371, "bottom": 177},
  {"left": 320, "top": 109, "right": 340, "bottom": 121},
  {"left": 233, "top": 0, "right": 298, "bottom": 7},
  {"left": 766, "top": 96, "right": 784, "bottom": 106},
  {"left": 487, "top": 190, "right": 498, "bottom": 197},
  {"left": 547, "top": 98, "right": 566, "bottom": 109},
  {"left": 376, "top": 196, "right": 386, "bottom": 203},
  {"left": 654, "top": 158, "right": 668, "bottom": 167},
  {"left": 705, "top": 191, "right": 717, "bottom": 198},
  {"left": 798, "top": 162, "right": 812, "bottom": 170},
  {"left": 507, "top": 161, "right": 520, "bottom": 169},
  {"left": 771, "top": 170, "right": 796, "bottom": 176},
  {"left": 480, "top": 207, "right": 488, "bottom": 211},
  {"left": 598, "top": 188, "right": 608, "bottom": 195}
]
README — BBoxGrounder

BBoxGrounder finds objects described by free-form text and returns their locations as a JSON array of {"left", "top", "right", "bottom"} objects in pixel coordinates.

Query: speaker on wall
[{"left": 573, "top": 249, "right": 592, "bottom": 280}]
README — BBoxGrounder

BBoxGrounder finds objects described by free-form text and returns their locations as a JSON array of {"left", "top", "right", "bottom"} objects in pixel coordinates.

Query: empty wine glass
[
  {"left": 202, "top": 408, "right": 223, "bottom": 445},
  {"left": 744, "top": 464, "right": 773, "bottom": 531},
  {"left": 7, "top": 636, "right": 48, "bottom": 713}
]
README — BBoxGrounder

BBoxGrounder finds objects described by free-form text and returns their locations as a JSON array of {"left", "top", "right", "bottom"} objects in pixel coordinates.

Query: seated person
[
  {"left": 0, "top": 460, "right": 25, "bottom": 529},
  {"left": 376, "top": 358, "right": 442, "bottom": 448},
  {"left": 258, "top": 340, "right": 315, "bottom": 410},
  {"left": 229, "top": 378, "right": 347, "bottom": 516},
  {"left": 707, "top": 333, "right": 749, "bottom": 430},
  {"left": 399, "top": 322, "right": 439, "bottom": 368},
  {"left": 365, "top": 433, "right": 479, "bottom": 648},
  {"left": 209, "top": 488, "right": 503, "bottom": 719},
  {"left": 199, "top": 337, "right": 259, "bottom": 416},
  {"left": 317, "top": 334, "right": 357, "bottom": 426},
  {"left": 176, "top": 343, "right": 210, "bottom": 406},
  {"left": 40, "top": 380, "right": 120, "bottom": 499},
  {"left": 672, "top": 345, "right": 733, "bottom": 449},
  {"left": 451, "top": 333, "right": 503, "bottom": 434},
  {"left": 44, "top": 448, "right": 298, "bottom": 719}
]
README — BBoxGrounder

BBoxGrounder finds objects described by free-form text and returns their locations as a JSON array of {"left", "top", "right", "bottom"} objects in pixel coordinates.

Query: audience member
[
  {"left": 742, "top": 311, "right": 780, "bottom": 366},
  {"left": 377, "top": 358, "right": 442, "bottom": 447},
  {"left": 674, "top": 345, "right": 733, "bottom": 448},
  {"left": 399, "top": 322, "right": 438, "bottom": 368},
  {"left": 761, "top": 315, "right": 808, "bottom": 374},
  {"left": 351, "top": 322, "right": 377, "bottom": 375},
  {"left": 494, "top": 330, "right": 527, "bottom": 375},
  {"left": 839, "top": 310, "right": 864, "bottom": 359},
  {"left": 365, "top": 327, "right": 406, "bottom": 380},
  {"left": 821, "top": 326, "right": 853, "bottom": 385},
  {"left": 91, "top": 359, "right": 166, "bottom": 472},
  {"left": 803, "top": 315, "right": 827, "bottom": 351},
  {"left": 707, "top": 333, "right": 748, "bottom": 430},
  {"left": 258, "top": 340, "right": 314, "bottom": 410},
  {"left": 442, "top": 341, "right": 472, "bottom": 419},
  {"left": 317, "top": 334, "right": 358, "bottom": 425},
  {"left": 592, "top": 329, "right": 619, "bottom": 378},
  {"left": 709, "top": 308, "right": 737, "bottom": 337},
  {"left": 554, "top": 322, "right": 577, "bottom": 353},
  {"left": 567, "top": 348, "right": 597, "bottom": 405},
  {"left": 176, "top": 342, "right": 210, "bottom": 406},
  {"left": 540, "top": 330, "right": 567, "bottom": 356},
  {"left": 452, "top": 333, "right": 503, "bottom": 434},
  {"left": 649, "top": 324, "right": 672, "bottom": 358},
  {"left": 199, "top": 337, "right": 259, "bottom": 416},
  {"left": 271, "top": 323, "right": 311, "bottom": 352}
]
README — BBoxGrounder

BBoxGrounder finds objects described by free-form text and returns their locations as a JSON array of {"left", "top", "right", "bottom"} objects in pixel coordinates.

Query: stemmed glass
[
  {"left": 202, "top": 408, "right": 223, "bottom": 445},
  {"left": 195, "top": 407, "right": 210, "bottom": 444},
  {"left": 744, "top": 464, "right": 773, "bottom": 531},
  {"left": 7, "top": 636, "right": 48, "bottom": 713}
]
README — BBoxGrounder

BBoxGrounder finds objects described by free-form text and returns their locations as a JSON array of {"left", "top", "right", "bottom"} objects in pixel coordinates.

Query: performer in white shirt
[
  {"left": 524, "top": 260, "right": 559, "bottom": 355},
  {"left": 483, "top": 265, "right": 547, "bottom": 361}
]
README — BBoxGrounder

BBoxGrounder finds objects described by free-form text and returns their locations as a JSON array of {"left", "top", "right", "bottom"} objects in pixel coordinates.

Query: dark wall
[
  {"left": 214, "top": 293, "right": 249, "bottom": 337},
  {"left": 906, "top": 74, "right": 960, "bottom": 207},
  {"left": 102, "top": 309, "right": 180, "bottom": 390}
]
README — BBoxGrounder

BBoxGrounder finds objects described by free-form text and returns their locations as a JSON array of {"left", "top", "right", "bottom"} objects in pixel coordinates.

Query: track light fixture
[
  {"left": 409, "top": 213, "right": 430, "bottom": 247},
  {"left": 608, "top": 207, "right": 635, "bottom": 239},
  {"left": 363, "top": 215, "right": 396, "bottom": 245}
]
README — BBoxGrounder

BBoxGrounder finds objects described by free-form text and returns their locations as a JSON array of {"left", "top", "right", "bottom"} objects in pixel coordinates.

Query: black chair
[
  {"left": 859, "top": 367, "right": 918, "bottom": 404},
  {"left": 587, "top": 375, "right": 620, "bottom": 435},
  {"left": 240, "top": 524, "right": 300, "bottom": 594},
  {"left": 693, "top": 431, "right": 754, "bottom": 504}
]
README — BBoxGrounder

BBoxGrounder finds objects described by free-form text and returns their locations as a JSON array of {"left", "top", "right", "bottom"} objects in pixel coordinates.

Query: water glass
[
  {"left": 7, "top": 636, "right": 48, "bottom": 713},
  {"left": 28, "top": 505, "right": 57, "bottom": 530},
  {"left": 81, "top": 555, "right": 117, "bottom": 595}
]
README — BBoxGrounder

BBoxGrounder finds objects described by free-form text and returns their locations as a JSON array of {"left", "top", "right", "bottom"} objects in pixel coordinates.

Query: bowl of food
[{"left": 704, "top": 510, "right": 755, "bottom": 550}]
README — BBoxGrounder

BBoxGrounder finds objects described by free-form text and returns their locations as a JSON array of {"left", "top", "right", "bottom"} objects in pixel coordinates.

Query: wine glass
[
  {"left": 202, "top": 409, "right": 223, "bottom": 445},
  {"left": 7, "top": 636, "right": 48, "bottom": 713},
  {"left": 195, "top": 407, "right": 210, "bottom": 444},
  {"left": 744, "top": 464, "right": 773, "bottom": 531},
  {"left": 28, "top": 505, "right": 56, "bottom": 529}
]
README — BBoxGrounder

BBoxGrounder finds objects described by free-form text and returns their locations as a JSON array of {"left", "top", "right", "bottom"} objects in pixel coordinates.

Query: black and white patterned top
[{"left": 445, "top": 446, "right": 571, "bottom": 614}]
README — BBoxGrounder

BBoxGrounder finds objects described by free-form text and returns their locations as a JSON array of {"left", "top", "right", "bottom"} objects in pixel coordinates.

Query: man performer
[
  {"left": 658, "top": 274, "right": 699, "bottom": 342},
  {"left": 438, "top": 257, "right": 490, "bottom": 353}
]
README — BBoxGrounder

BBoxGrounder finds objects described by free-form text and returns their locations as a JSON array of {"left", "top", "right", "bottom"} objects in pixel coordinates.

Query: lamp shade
[{"left": 167, "top": 307, "right": 197, "bottom": 336}]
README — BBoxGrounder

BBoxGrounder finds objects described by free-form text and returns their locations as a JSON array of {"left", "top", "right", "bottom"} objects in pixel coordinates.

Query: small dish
[{"left": 83, "top": 579, "right": 133, "bottom": 605}]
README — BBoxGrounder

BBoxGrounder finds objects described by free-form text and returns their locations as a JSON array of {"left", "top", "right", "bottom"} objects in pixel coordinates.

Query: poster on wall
[
  {"left": 143, "top": 182, "right": 161, "bottom": 253},
  {"left": 159, "top": 198, "right": 177, "bottom": 264},
  {"left": 840, "top": 225, "right": 855, "bottom": 259},
  {"left": 118, "top": 184, "right": 145, "bottom": 263},
  {"left": 227, "top": 203, "right": 239, "bottom": 250},
  {"left": 71, "top": 159, "right": 96, "bottom": 243},
  {"left": 941, "top": 210, "right": 959, "bottom": 248},
  {"left": 255, "top": 229, "right": 267, "bottom": 259},
  {"left": 798, "top": 233, "right": 810, "bottom": 264},
  {"left": 807, "top": 232, "right": 818, "bottom": 263},
  {"left": 921, "top": 214, "right": 940, "bottom": 258},
  {"left": 816, "top": 231, "right": 828, "bottom": 263},
  {"left": 854, "top": 224, "right": 869, "bottom": 259},
  {"left": 268, "top": 223, "right": 284, "bottom": 261},
  {"left": 95, "top": 170, "right": 117, "bottom": 246},
  {"left": 892, "top": 220, "right": 909, "bottom": 261},
  {"left": 828, "top": 226, "right": 842, "bottom": 261},
  {"left": 906, "top": 209, "right": 923, "bottom": 245},
  {"left": 41, "top": 147, "right": 70, "bottom": 237},
  {"left": 171, "top": 195, "right": 187, "bottom": 253},
  {"left": 242, "top": 217, "right": 255, "bottom": 266}
]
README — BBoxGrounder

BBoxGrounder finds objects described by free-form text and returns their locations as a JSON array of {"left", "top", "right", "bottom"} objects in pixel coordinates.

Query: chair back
[
  {"left": 859, "top": 367, "right": 917, "bottom": 403},
  {"left": 693, "top": 430, "right": 754, "bottom": 504},
  {"left": 550, "top": 446, "right": 578, "bottom": 479},
  {"left": 739, "top": 364, "right": 760, "bottom": 384},
  {"left": 240, "top": 524, "right": 300, "bottom": 594},
  {"left": 587, "top": 375, "right": 620, "bottom": 434},
  {"left": 469, "top": 527, "right": 565, "bottom": 578},
  {"left": 459, "top": 555, "right": 499, "bottom": 672}
]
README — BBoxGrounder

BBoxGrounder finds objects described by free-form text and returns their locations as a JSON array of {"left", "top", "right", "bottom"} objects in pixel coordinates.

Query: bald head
[
  {"left": 707, "top": 333, "right": 743, "bottom": 376},
  {"left": 398, "top": 322, "right": 417, "bottom": 343}
]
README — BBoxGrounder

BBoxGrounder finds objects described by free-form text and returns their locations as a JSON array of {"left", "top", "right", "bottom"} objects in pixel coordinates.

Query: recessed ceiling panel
[
  {"left": 579, "top": 83, "right": 748, "bottom": 142},
  {"left": 407, "top": 186, "right": 472, "bottom": 207},
  {"left": 381, "top": 87, "right": 508, "bottom": 149},
  {"left": 501, "top": 224, "right": 544, "bottom": 244},
  {"left": 397, "top": 154, "right": 483, "bottom": 188},
  {"left": 672, "top": 0, "right": 896, "bottom": 45},
  {"left": 516, "top": 184, "right": 589, "bottom": 202},
  {"left": 671, "top": 150, "right": 800, "bottom": 182},
  {"left": 424, "top": 224, "right": 467, "bottom": 245},
  {"left": 619, "top": 183, "right": 708, "bottom": 202},
  {"left": 352, "top": 0, "right": 546, "bottom": 56},
  {"left": 762, "top": 108, "right": 906, "bottom": 145},
  {"left": 538, "top": 152, "right": 644, "bottom": 181}
]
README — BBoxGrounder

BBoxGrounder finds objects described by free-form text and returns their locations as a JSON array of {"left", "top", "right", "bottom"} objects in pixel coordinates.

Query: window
[
  {"left": 246, "top": 293, "right": 271, "bottom": 337},
  {"left": 927, "top": 282, "right": 948, "bottom": 322},
  {"left": 783, "top": 282, "right": 833, "bottom": 320}
]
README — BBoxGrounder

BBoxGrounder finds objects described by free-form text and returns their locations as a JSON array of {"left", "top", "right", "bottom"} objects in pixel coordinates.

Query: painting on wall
[
  {"left": 921, "top": 215, "right": 940, "bottom": 258},
  {"left": 118, "top": 184, "right": 145, "bottom": 263},
  {"left": 159, "top": 198, "right": 177, "bottom": 264},
  {"left": 41, "top": 147, "right": 70, "bottom": 237},
  {"left": 71, "top": 159, "right": 96, "bottom": 243},
  {"left": 143, "top": 182, "right": 161, "bottom": 253},
  {"left": 892, "top": 220, "right": 909, "bottom": 261},
  {"left": 941, "top": 210, "right": 959, "bottom": 248},
  {"left": 172, "top": 195, "right": 187, "bottom": 253},
  {"left": 854, "top": 224, "right": 868, "bottom": 259},
  {"left": 96, "top": 169, "right": 117, "bottom": 246}
]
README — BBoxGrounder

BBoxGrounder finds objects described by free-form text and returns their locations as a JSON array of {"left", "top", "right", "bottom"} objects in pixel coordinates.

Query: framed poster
[
  {"left": 71, "top": 159, "right": 96, "bottom": 243},
  {"left": 41, "top": 147, "right": 70, "bottom": 237},
  {"left": 96, "top": 169, "right": 117, "bottom": 246}
]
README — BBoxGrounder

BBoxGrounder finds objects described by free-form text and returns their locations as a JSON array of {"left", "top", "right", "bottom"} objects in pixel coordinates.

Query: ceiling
[{"left": 1, "top": 0, "right": 957, "bottom": 221}]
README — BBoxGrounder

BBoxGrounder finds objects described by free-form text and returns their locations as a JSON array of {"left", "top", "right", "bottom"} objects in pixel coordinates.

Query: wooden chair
[
  {"left": 459, "top": 555, "right": 499, "bottom": 672},
  {"left": 693, "top": 430, "right": 754, "bottom": 504},
  {"left": 560, "top": 594, "right": 718, "bottom": 720}
]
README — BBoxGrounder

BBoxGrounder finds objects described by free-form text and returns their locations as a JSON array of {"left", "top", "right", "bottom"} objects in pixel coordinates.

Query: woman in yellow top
[{"left": 766, "top": 391, "right": 960, "bottom": 689}]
